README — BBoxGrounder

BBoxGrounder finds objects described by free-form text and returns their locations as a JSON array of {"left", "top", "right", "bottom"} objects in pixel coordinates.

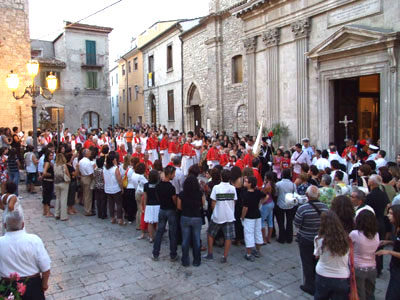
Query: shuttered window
[
  {"left": 86, "top": 71, "right": 98, "bottom": 89},
  {"left": 86, "top": 40, "right": 96, "bottom": 65},
  {"left": 168, "top": 90, "right": 174, "bottom": 121}
]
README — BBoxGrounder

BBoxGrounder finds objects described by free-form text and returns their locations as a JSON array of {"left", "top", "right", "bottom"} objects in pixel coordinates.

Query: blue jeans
[
  {"left": 8, "top": 171, "right": 19, "bottom": 196},
  {"left": 153, "top": 209, "right": 178, "bottom": 258},
  {"left": 314, "top": 274, "right": 349, "bottom": 300},
  {"left": 386, "top": 266, "right": 400, "bottom": 300},
  {"left": 260, "top": 201, "right": 275, "bottom": 228},
  {"left": 181, "top": 216, "right": 202, "bottom": 266}
]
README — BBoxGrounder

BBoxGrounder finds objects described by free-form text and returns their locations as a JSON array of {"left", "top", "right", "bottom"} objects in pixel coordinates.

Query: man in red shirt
[
  {"left": 235, "top": 151, "right": 245, "bottom": 171},
  {"left": 133, "top": 145, "right": 144, "bottom": 161},
  {"left": 159, "top": 132, "right": 170, "bottom": 168},
  {"left": 83, "top": 134, "right": 95, "bottom": 149},
  {"left": 219, "top": 148, "right": 229, "bottom": 168},
  {"left": 243, "top": 148, "right": 254, "bottom": 168},
  {"left": 146, "top": 133, "right": 159, "bottom": 163},
  {"left": 252, "top": 158, "right": 263, "bottom": 188},
  {"left": 181, "top": 137, "right": 195, "bottom": 176},
  {"left": 168, "top": 136, "right": 181, "bottom": 160},
  {"left": 117, "top": 143, "right": 128, "bottom": 163},
  {"left": 206, "top": 140, "right": 220, "bottom": 169}
]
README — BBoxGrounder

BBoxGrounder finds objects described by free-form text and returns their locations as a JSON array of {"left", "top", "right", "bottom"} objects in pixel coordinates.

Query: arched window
[
  {"left": 83, "top": 111, "right": 99, "bottom": 129},
  {"left": 188, "top": 84, "right": 201, "bottom": 106},
  {"left": 232, "top": 55, "right": 243, "bottom": 84}
]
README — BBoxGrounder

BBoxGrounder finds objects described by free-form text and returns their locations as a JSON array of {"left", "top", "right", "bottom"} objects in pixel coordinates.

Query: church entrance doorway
[
  {"left": 333, "top": 74, "right": 380, "bottom": 151},
  {"left": 193, "top": 105, "right": 201, "bottom": 134},
  {"left": 150, "top": 94, "right": 156, "bottom": 125}
]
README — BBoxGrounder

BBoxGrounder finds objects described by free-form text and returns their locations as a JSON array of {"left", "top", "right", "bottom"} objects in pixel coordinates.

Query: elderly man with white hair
[
  {"left": 294, "top": 185, "right": 329, "bottom": 296},
  {"left": 0, "top": 207, "right": 51, "bottom": 299}
]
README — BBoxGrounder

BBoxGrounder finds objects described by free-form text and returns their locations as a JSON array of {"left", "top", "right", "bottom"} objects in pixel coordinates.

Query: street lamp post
[{"left": 6, "top": 60, "right": 58, "bottom": 152}]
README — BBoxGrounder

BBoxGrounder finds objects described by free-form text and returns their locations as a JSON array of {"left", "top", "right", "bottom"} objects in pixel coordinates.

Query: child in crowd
[
  {"left": 241, "top": 176, "right": 265, "bottom": 261},
  {"left": 143, "top": 170, "right": 160, "bottom": 243}
]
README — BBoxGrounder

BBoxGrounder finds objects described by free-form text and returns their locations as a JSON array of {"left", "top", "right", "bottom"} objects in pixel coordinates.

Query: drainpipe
[
  {"left": 179, "top": 33, "right": 184, "bottom": 132},
  {"left": 121, "top": 56, "right": 129, "bottom": 127}
]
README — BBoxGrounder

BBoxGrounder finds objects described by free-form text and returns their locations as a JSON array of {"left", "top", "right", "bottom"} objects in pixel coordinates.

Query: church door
[
  {"left": 150, "top": 94, "right": 156, "bottom": 125},
  {"left": 193, "top": 105, "right": 201, "bottom": 134},
  {"left": 334, "top": 74, "right": 380, "bottom": 151}
]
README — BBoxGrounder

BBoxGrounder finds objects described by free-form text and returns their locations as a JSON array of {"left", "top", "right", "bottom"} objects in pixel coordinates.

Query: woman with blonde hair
[{"left": 54, "top": 153, "right": 71, "bottom": 221}]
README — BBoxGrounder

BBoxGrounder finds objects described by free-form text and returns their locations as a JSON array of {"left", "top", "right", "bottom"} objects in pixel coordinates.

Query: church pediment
[{"left": 308, "top": 25, "right": 399, "bottom": 60}]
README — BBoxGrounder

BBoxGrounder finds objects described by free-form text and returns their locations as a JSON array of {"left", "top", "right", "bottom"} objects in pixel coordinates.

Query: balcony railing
[{"left": 81, "top": 53, "right": 105, "bottom": 68}]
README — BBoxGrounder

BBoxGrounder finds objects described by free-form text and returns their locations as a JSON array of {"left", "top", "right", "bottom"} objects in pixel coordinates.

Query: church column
[
  {"left": 244, "top": 36, "right": 258, "bottom": 135},
  {"left": 291, "top": 18, "right": 311, "bottom": 140},
  {"left": 262, "top": 28, "right": 280, "bottom": 129}
]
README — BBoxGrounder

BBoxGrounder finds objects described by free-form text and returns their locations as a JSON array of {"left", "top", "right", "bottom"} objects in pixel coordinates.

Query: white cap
[
  {"left": 369, "top": 145, "right": 379, "bottom": 150},
  {"left": 302, "top": 138, "right": 310, "bottom": 142}
]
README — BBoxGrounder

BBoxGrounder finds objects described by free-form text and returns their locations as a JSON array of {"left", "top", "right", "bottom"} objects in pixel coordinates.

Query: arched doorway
[
  {"left": 188, "top": 85, "right": 201, "bottom": 134},
  {"left": 149, "top": 93, "right": 156, "bottom": 125},
  {"left": 83, "top": 111, "right": 99, "bottom": 129}
]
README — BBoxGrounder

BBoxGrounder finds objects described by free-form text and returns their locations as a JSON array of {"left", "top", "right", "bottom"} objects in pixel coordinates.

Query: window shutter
[
  {"left": 168, "top": 90, "right": 174, "bottom": 121},
  {"left": 86, "top": 40, "right": 96, "bottom": 65},
  {"left": 93, "top": 72, "right": 97, "bottom": 89}
]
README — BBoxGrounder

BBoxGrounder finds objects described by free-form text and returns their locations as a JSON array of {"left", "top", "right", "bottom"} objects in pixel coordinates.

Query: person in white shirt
[
  {"left": 131, "top": 163, "right": 148, "bottom": 231},
  {"left": 375, "top": 150, "right": 387, "bottom": 171},
  {"left": 291, "top": 143, "right": 311, "bottom": 180},
  {"left": 79, "top": 149, "right": 95, "bottom": 216},
  {"left": 192, "top": 134, "right": 203, "bottom": 164},
  {"left": 203, "top": 169, "right": 237, "bottom": 263},
  {"left": 330, "top": 160, "right": 349, "bottom": 185},
  {"left": 0, "top": 207, "right": 51, "bottom": 299},
  {"left": 366, "top": 145, "right": 379, "bottom": 161},
  {"left": 328, "top": 145, "right": 346, "bottom": 165},
  {"left": 314, "top": 150, "right": 331, "bottom": 171},
  {"left": 350, "top": 188, "right": 375, "bottom": 218},
  {"left": 170, "top": 156, "right": 185, "bottom": 194},
  {"left": 302, "top": 138, "right": 314, "bottom": 160},
  {"left": 314, "top": 211, "right": 350, "bottom": 299}
]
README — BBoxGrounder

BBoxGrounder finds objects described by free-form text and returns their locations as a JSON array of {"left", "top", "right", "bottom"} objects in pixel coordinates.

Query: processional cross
[{"left": 339, "top": 115, "right": 353, "bottom": 141}]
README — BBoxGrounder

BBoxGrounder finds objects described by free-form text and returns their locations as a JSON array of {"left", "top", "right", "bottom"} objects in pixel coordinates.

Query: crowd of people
[{"left": 0, "top": 122, "right": 400, "bottom": 299}]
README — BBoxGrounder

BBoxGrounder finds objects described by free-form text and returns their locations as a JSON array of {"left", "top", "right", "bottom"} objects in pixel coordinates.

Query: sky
[{"left": 29, "top": 0, "right": 210, "bottom": 65}]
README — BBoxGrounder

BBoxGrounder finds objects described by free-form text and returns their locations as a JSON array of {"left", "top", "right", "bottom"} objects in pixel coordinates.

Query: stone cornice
[
  {"left": 243, "top": 36, "right": 258, "bottom": 53},
  {"left": 262, "top": 28, "right": 280, "bottom": 47},
  {"left": 291, "top": 18, "right": 311, "bottom": 39}
]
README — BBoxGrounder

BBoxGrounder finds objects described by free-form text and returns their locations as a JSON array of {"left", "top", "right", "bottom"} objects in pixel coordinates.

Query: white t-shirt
[
  {"left": 314, "top": 237, "right": 350, "bottom": 279},
  {"left": 314, "top": 158, "right": 331, "bottom": 171},
  {"left": 0, "top": 230, "right": 51, "bottom": 277},
  {"left": 131, "top": 173, "right": 148, "bottom": 192},
  {"left": 103, "top": 166, "right": 121, "bottom": 194},
  {"left": 210, "top": 182, "right": 237, "bottom": 224}
]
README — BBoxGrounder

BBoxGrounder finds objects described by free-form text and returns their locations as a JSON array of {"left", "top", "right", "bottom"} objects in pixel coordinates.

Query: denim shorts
[{"left": 260, "top": 201, "right": 275, "bottom": 228}]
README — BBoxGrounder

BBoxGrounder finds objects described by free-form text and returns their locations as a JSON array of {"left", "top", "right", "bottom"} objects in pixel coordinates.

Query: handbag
[
  {"left": 63, "top": 165, "right": 71, "bottom": 183},
  {"left": 122, "top": 169, "right": 129, "bottom": 189},
  {"left": 348, "top": 239, "right": 360, "bottom": 300}
]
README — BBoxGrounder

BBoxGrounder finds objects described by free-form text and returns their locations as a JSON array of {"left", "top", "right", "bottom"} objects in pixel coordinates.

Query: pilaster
[
  {"left": 262, "top": 28, "right": 280, "bottom": 128},
  {"left": 244, "top": 36, "right": 258, "bottom": 135},
  {"left": 291, "top": 18, "right": 311, "bottom": 141}
]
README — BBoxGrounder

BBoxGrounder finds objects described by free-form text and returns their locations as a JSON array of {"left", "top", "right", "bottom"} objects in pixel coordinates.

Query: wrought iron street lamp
[{"left": 6, "top": 59, "right": 57, "bottom": 152}]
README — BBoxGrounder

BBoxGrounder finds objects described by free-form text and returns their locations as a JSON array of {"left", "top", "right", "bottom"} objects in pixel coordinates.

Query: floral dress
[
  {"left": 0, "top": 156, "right": 8, "bottom": 183},
  {"left": 318, "top": 187, "right": 336, "bottom": 208}
]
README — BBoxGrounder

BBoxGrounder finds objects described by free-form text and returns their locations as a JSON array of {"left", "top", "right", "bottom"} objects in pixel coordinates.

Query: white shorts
[
  {"left": 243, "top": 218, "right": 263, "bottom": 248},
  {"left": 144, "top": 205, "right": 160, "bottom": 224}
]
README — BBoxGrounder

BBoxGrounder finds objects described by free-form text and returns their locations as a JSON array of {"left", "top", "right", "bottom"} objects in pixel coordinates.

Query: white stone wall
[{"left": 143, "top": 30, "right": 183, "bottom": 130}]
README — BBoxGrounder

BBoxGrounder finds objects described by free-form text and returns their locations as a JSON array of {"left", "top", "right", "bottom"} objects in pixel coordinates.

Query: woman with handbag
[
  {"left": 314, "top": 211, "right": 350, "bottom": 300},
  {"left": 54, "top": 153, "right": 71, "bottom": 221},
  {"left": 349, "top": 210, "right": 379, "bottom": 300},
  {"left": 103, "top": 151, "right": 124, "bottom": 225}
]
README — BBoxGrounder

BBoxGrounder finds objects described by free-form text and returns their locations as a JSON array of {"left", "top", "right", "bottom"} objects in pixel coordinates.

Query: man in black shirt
[
  {"left": 366, "top": 174, "right": 390, "bottom": 276},
  {"left": 152, "top": 166, "right": 178, "bottom": 261}
]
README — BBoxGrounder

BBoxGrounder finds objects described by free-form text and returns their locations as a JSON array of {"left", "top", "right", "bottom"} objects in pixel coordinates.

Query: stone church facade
[
  {"left": 182, "top": 0, "right": 249, "bottom": 136},
  {"left": 231, "top": 0, "right": 399, "bottom": 159},
  {"left": 0, "top": 0, "right": 33, "bottom": 132}
]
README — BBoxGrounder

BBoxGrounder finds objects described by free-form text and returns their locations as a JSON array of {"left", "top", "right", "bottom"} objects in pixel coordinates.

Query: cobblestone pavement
[{"left": 12, "top": 189, "right": 388, "bottom": 300}]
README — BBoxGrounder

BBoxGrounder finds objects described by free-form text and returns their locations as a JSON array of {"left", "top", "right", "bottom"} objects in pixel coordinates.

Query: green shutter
[
  {"left": 93, "top": 72, "right": 97, "bottom": 89},
  {"left": 86, "top": 40, "right": 96, "bottom": 65}
]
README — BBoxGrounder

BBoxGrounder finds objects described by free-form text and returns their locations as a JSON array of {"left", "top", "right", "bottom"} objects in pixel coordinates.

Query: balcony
[{"left": 81, "top": 53, "right": 105, "bottom": 69}]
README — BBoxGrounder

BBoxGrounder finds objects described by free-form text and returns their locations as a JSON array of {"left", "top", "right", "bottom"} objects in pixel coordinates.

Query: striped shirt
[
  {"left": 294, "top": 201, "right": 328, "bottom": 242},
  {"left": 210, "top": 182, "right": 237, "bottom": 224}
]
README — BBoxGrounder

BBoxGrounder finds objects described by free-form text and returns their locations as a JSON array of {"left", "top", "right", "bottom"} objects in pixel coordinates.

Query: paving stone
[{"left": 7, "top": 189, "right": 388, "bottom": 300}]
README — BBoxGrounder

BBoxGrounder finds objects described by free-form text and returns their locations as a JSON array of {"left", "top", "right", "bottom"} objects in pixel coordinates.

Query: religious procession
[{"left": 0, "top": 121, "right": 399, "bottom": 300}]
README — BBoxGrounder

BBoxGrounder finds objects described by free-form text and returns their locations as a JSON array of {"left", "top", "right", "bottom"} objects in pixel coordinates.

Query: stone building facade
[
  {"left": 118, "top": 47, "right": 144, "bottom": 127},
  {"left": 109, "top": 65, "right": 119, "bottom": 126},
  {"left": 31, "top": 22, "right": 113, "bottom": 132},
  {"left": 0, "top": 0, "right": 33, "bottom": 132},
  {"left": 141, "top": 20, "right": 200, "bottom": 131},
  {"left": 181, "top": 0, "right": 249, "bottom": 136},
  {"left": 232, "top": 0, "right": 400, "bottom": 159}
]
